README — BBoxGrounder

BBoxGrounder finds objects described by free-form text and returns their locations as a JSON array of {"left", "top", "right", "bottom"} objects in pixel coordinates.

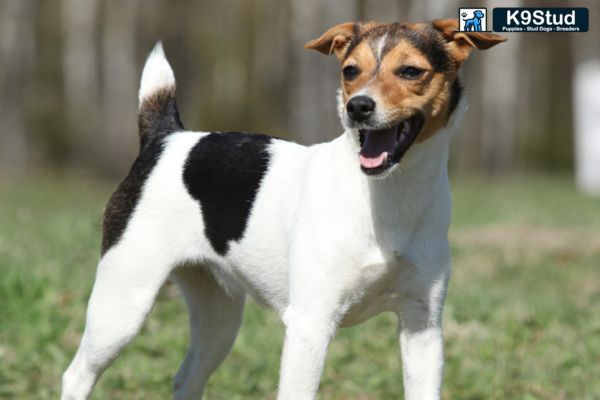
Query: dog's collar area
[{"left": 358, "top": 113, "right": 424, "bottom": 175}]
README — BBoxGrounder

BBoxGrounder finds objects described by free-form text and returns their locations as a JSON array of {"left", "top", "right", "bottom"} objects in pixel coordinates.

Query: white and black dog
[{"left": 61, "top": 19, "right": 505, "bottom": 400}]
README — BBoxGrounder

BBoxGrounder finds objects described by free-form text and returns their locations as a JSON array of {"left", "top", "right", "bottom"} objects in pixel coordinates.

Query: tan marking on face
[
  {"left": 340, "top": 41, "right": 378, "bottom": 101},
  {"left": 377, "top": 40, "right": 455, "bottom": 142},
  {"left": 340, "top": 31, "right": 457, "bottom": 143}
]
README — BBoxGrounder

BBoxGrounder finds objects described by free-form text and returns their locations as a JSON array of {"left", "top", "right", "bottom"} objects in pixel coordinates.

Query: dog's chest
[{"left": 338, "top": 242, "right": 417, "bottom": 327}]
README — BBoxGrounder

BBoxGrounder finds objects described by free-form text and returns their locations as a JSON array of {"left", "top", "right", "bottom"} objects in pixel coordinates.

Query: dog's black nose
[{"left": 346, "top": 96, "right": 375, "bottom": 122}]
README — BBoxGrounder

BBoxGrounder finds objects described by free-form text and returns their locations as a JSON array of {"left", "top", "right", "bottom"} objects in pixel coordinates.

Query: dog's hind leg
[
  {"left": 171, "top": 267, "right": 245, "bottom": 400},
  {"left": 61, "top": 242, "right": 176, "bottom": 400}
]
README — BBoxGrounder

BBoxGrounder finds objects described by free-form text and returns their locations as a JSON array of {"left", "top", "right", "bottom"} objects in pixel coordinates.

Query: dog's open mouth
[{"left": 358, "top": 113, "right": 424, "bottom": 175}]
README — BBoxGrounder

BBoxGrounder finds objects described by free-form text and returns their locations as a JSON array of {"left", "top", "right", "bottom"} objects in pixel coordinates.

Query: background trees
[{"left": 0, "top": 0, "right": 597, "bottom": 179}]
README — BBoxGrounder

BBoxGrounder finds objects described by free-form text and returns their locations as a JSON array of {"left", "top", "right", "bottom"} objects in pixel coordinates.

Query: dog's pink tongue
[{"left": 359, "top": 128, "right": 396, "bottom": 169}]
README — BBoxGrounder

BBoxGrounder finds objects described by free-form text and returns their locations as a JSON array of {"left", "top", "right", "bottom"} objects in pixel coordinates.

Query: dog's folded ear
[
  {"left": 432, "top": 19, "right": 507, "bottom": 65},
  {"left": 304, "top": 22, "right": 356, "bottom": 59}
]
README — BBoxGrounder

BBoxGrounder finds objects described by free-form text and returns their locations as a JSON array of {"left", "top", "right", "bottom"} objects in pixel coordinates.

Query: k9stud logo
[
  {"left": 458, "top": 8, "right": 488, "bottom": 32},
  {"left": 492, "top": 7, "right": 589, "bottom": 32}
]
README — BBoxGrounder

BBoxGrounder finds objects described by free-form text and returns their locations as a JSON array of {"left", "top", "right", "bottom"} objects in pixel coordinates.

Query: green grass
[{"left": 1, "top": 174, "right": 599, "bottom": 399}]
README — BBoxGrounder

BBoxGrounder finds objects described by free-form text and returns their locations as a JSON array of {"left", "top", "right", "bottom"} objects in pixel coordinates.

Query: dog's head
[
  {"left": 305, "top": 19, "right": 506, "bottom": 176},
  {"left": 473, "top": 10, "right": 485, "bottom": 19}
]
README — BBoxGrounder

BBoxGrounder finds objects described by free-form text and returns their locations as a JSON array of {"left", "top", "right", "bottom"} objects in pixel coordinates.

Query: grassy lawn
[{"left": 1, "top": 174, "right": 599, "bottom": 399}]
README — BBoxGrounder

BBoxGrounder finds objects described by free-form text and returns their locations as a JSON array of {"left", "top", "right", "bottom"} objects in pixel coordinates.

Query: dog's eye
[
  {"left": 342, "top": 65, "right": 360, "bottom": 81},
  {"left": 396, "top": 66, "right": 424, "bottom": 79}
]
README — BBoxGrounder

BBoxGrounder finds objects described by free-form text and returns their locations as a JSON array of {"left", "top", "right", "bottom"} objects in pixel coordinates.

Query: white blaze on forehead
[{"left": 375, "top": 34, "right": 388, "bottom": 62}]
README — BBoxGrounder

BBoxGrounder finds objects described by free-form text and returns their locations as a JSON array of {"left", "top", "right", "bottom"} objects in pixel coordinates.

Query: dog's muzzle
[{"left": 358, "top": 113, "right": 425, "bottom": 176}]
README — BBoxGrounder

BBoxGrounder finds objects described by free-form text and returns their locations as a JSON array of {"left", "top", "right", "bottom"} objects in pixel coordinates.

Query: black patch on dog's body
[
  {"left": 101, "top": 86, "right": 183, "bottom": 255},
  {"left": 183, "top": 132, "right": 272, "bottom": 255},
  {"left": 101, "top": 134, "right": 166, "bottom": 255}
]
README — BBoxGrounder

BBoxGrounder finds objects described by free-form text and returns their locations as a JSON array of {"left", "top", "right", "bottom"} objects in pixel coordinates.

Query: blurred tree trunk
[
  {"left": 479, "top": 0, "right": 521, "bottom": 173},
  {"left": 288, "top": 0, "right": 356, "bottom": 144},
  {"left": 570, "top": 1, "right": 600, "bottom": 64},
  {"left": 61, "top": 0, "right": 99, "bottom": 169},
  {"left": 517, "top": 0, "right": 574, "bottom": 170},
  {"left": 452, "top": 0, "right": 521, "bottom": 173},
  {"left": 358, "top": 0, "right": 402, "bottom": 21},
  {"left": 408, "top": 0, "right": 452, "bottom": 20},
  {"left": 570, "top": 0, "right": 600, "bottom": 193},
  {"left": 0, "top": 0, "right": 36, "bottom": 179},
  {"left": 248, "top": 0, "right": 290, "bottom": 134},
  {"left": 101, "top": 0, "right": 139, "bottom": 175}
]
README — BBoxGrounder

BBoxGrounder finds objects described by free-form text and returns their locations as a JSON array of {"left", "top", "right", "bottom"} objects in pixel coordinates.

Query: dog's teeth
[{"left": 401, "top": 121, "right": 410, "bottom": 134}]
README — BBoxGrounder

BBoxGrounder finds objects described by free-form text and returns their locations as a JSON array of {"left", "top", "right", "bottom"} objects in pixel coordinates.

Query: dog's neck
[
  {"left": 332, "top": 99, "right": 466, "bottom": 231},
  {"left": 318, "top": 95, "right": 466, "bottom": 231}
]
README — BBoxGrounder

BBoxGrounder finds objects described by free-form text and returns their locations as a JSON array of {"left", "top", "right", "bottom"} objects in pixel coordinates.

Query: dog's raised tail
[{"left": 137, "top": 42, "right": 183, "bottom": 143}]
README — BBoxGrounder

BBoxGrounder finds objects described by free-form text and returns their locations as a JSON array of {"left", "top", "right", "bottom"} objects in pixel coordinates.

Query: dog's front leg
[
  {"left": 277, "top": 304, "right": 336, "bottom": 400},
  {"left": 397, "top": 274, "right": 449, "bottom": 400},
  {"left": 277, "top": 250, "right": 340, "bottom": 399}
]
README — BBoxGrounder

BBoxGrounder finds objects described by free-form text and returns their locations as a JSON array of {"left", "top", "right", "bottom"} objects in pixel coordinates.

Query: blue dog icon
[{"left": 462, "top": 10, "right": 485, "bottom": 31}]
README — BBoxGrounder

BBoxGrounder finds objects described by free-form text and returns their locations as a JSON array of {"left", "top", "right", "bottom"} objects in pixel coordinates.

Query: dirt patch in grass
[{"left": 451, "top": 225, "right": 600, "bottom": 255}]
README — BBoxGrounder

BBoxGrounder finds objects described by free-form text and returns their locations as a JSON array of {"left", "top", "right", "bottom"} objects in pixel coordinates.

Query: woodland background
[{"left": 1, "top": 0, "right": 599, "bottom": 179}]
